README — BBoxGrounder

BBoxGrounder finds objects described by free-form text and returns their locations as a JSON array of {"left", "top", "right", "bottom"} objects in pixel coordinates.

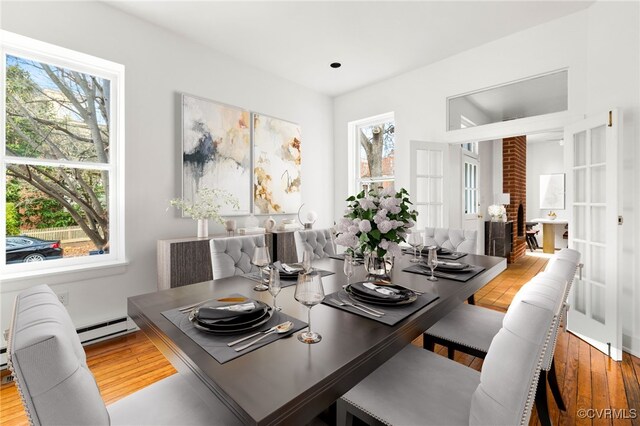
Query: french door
[
  {"left": 462, "top": 154, "right": 482, "bottom": 253},
  {"left": 564, "top": 109, "right": 621, "bottom": 360},
  {"left": 409, "top": 141, "right": 449, "bottom": 230}
]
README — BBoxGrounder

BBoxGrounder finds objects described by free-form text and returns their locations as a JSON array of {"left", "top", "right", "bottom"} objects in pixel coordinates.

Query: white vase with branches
[{"left": 169, "top": 187, "right": 239, "bottom": 238}]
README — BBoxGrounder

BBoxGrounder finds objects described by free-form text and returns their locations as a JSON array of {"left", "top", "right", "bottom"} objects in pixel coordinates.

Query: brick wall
[{"left": 503, "top": 136, "right": 527, "bottom": 263}]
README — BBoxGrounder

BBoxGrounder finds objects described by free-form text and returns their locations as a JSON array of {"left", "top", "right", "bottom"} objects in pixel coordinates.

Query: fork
[{"left": 334, "top": 296, "right": 384, "bottom": 317}]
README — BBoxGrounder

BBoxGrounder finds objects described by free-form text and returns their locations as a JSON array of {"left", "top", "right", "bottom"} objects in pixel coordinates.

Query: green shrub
[{"left": 6, "top": 202, "right": 20, "bottom": 236}]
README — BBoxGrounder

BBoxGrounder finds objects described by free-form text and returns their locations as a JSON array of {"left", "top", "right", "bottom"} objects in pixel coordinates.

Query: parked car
[{"left": 6, "top": 236, "right": 64, "bottom": 264}]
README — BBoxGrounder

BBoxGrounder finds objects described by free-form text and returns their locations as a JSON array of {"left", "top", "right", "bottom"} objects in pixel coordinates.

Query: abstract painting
[
  {"left": 252, "top": 113, "right": 302, "bottom": 214},
  {"left": 182, "top": 94, "right": 251, "bottom": 215}
]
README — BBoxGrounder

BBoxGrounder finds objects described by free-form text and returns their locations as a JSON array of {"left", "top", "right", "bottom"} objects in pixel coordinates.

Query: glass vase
[{"left": 364, "top": 250, "right": 394, "bottom": 278}]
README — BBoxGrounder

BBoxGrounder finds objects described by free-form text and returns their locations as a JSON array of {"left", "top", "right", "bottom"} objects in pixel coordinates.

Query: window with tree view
[
  {"left": 355, "top": 114, "right": 395, "bottom": 192},
  {"left": 2, "top": 33, "right": 123, "bottom": 272}
]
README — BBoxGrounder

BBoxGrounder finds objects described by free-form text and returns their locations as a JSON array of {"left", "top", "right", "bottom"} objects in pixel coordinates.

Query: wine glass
[
  {"left": 294, "top": 273, "right": 325, "bottom": 344},
  {"left": 427, "top": 246, "right": 438, "bottom": 281},
  {"left": 268, "top": 268, "right": 282, "bottom": 311},
  {"left": 251, "top": 246, "right": 271, "bottom": 291},
  {"left": 408, "top": 232, "right": 422, "bottom": 263},
  {"left": 416, "top": 233, "right": 425, "bottom": 262},
  {"left": 343, "top": 254, "right": 354, "bottom": 286},
  {"left": 302, "top": 247, "right": 313, "bottom": 274}
]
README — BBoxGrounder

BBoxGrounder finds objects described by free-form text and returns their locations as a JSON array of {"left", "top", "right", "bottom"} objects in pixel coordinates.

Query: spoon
[{"left": 233, "top": 321, "right": 294, "bottom": 352}]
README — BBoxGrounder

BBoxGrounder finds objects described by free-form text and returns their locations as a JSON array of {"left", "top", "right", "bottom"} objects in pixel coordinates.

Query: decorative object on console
[
  {"left": 224, "top": 219, "right": 237, "bottom": 236},
  {"left": 181, "top": 94, "right": 251, "bottom": 215},
  {"left": 238, "top": 227, "right": 266, "bottom": 235},
  {"left": 335, "top": 187, "right": 417, "bottom": 277},
  {"left": 264, "top": 216, "right": 276, "bottom": 232},
  {"left": 488, "top": 204, "right": 507, "bottom": 221},
  {"left": 297, "top": 204, "right": 318, "bottom": 229},
  {"left": 169, "top": 187, "right": 239, "bottom": 238},
  {"left": 547, "top": 211, "right": 557, "bottom": 220},
  {"left": 253, "top": 113, "right": 301, "bottom": 214}
]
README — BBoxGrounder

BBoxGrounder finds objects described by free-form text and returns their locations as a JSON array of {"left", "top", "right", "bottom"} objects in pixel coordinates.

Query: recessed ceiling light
[{"left": 330, "top": 62, "right": 342, "bottom": 69}]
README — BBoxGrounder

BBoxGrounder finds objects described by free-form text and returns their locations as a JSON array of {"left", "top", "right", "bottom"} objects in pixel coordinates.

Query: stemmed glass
[
  {"left": 294, "top": 273, "right": 325, "bottom": 344},
  {"left": 426, "top": 246, "right": 438, "bottom": 281},
  {"left": 251, "top": 246, "right": 271, "bottom": 291},
  {"left": 416, "top": 234, "right": 425, "bottom": 263},
  {"left": 343, "top": 253, "right": 354, "bottom": 286},
  {"left": 302, "top": 247, "right": 314, "bottom": 274},
  {"left": 408, "top": 232, "right": 422, "bottom": 263},
  {"left": 268, "top": 268, "right": 282, "bottom": 311}
]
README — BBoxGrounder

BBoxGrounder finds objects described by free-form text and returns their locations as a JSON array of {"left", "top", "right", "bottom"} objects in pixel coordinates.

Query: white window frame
[
  {"left": 347, "top": 112, "right": 395, "bottom": 195},
  {"left": 1, "top": 31, "right": 126, "bottom": 279}
]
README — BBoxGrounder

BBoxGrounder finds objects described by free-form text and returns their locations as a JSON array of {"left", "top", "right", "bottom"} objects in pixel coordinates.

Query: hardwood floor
[{"left": 1, "top": 254, "right": 639, "bottom": 425}]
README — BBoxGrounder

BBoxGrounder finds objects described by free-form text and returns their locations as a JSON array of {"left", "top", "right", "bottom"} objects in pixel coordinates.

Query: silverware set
[{"left": 332, "top": 295, "right": 385, "bottom": 317}]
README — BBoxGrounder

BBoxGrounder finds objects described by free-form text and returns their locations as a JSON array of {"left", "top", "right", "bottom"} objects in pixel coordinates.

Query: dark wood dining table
[{"left": 128, "top": 253, "right": 506, "bottom": 425}]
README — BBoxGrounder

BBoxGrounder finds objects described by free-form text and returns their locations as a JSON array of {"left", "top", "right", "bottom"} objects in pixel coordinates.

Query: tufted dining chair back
[
  {"left": 294, "top": 229, "right": 336, "bottom": 262},
  {"left": 8, "top": 285, "right": 109, "bottom": 426},
  {"left": 210, "top": 235, "right": 266, "bottom": 279},
  {"left": 424, "top": 227, "right": 478, "bottom": 254},
  {"left": 8, "top": 285, "right": 241, "bottom": 426},
  {"left": 469, "top": 284, "right": 559, "bottom": 426}
]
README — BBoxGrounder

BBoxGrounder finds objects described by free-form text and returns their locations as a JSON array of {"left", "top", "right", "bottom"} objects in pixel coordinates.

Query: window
[
  {"left": 1, "top": 31, "right": 125, "bottom": 275},
  {"left": 463, "top": 160, "right": 478, "bottom": 215},
  {"left": 348, "top": 112, "right": 395, "bottom": 194}
]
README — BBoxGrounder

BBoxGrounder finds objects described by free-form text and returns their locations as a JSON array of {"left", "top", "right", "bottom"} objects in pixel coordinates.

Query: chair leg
[
  {"left": 336, "top": 398, "right": 354, "bottom": 426},
  {"left": 467, "top": 295, "right": 475, "bottom": 305},
  {"left": 548, "top": 359, "right": 566, "bottom": 411},
  {"left": 526, "top": 235, "right": 534, "bottom": 252},
  {"left": 423, "top": 334, "right": 435, "bottom": 352},
  {"left": 448, "top": 347, "right": 455, "bottom": 360},
  {"left": 535, "top": 370, "right": 552, "bottom": 426}
]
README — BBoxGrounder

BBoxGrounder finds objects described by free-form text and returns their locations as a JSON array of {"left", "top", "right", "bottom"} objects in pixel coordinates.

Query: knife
[{"left": 363, "top": 282, "right": 399, "bottom": 296}]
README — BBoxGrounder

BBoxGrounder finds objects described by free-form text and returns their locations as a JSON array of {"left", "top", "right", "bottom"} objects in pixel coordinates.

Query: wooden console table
[{"left": 157, "top": 231, "right": 298, "bottom": 290}]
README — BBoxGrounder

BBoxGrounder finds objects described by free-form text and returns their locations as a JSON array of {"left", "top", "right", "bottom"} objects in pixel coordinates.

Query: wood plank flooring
[{"left": 1, "top": 254, "right": 639, "bottom": 425}]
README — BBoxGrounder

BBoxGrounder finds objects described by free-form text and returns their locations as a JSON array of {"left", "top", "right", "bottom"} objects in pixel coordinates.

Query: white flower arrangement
[
  {"left": 335, "top": 187, "right": 418, "bottom": 257},
  {"left": 488, "top": 204, "right": 507, "bottom": 220},
  {"left": 169, "top": 187, "right": 239, "bottom": 223}
]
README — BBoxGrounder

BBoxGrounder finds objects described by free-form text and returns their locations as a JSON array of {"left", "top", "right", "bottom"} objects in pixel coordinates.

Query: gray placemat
[
  {"left": 162, "top": 298, "right": 307, "bottom": 364},
  {"left": 242, "top": 269, "right": 335, "bottom": 287},
  {"left": 321, "top": 289, "right": 438, "bottom": 326},
  {"left": 403, "top": 264, "right": 485, "bottom": 282}
]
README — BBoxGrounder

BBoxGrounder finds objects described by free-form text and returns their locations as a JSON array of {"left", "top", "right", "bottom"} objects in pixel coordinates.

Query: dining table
[{"left": 128, "top": 252, "right": 506, "bottom": 425}]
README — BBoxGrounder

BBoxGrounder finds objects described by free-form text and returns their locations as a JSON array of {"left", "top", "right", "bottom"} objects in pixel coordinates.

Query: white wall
[
  {"left": 0, "top": 1, "right": 333, "bottom": 340},
  {"left": 333, "top": 4, "right": 640, "bottom": 355},
  {"left": 526, "top": 140, "right": 567, "bottom": 248}
]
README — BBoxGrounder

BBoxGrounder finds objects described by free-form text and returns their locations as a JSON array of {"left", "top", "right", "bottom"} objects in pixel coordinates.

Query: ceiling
[{"left": 107, "top": 1, "right": 593, "bottom": 97}]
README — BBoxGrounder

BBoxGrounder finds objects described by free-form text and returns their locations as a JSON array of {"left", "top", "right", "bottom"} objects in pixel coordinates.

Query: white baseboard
[
  {"left": 623, "top": 334, "right": 640, "bottom": 358},
  {"left": 1, "top": 317, "right": 138, "bottom": 369}
]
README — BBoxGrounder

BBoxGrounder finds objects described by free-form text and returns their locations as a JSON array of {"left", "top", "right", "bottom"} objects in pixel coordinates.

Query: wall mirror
[
  {"left": 540, "top": 173, "right": 565, "bottom": 209},
  {"left": 447, "top": 69, "right": 568, "bottom": 130}
]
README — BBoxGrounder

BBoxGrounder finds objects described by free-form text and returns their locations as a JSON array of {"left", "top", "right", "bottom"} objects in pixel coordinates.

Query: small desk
[{"left": 530, "top": 218, "right": 569, "bottom": 254}]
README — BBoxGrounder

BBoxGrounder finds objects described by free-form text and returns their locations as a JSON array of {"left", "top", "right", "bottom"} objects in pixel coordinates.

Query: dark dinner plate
[
  {"left": 346, "top": 282, "right": 418, "bottom": 306},
  {"left": 189, "top": 301, "right": 273, "bottom": 334}
]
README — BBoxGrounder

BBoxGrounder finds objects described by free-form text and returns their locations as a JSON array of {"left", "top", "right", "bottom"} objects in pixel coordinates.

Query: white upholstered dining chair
[
  {"left": 424, "top": 227, "right": 478, "bottom": 254},
  {"left": 337, "top": 282, "right": 560, "bottom": 426},
  {"left": 422, "top": 250, "right": 580, "bottom": 426},
  {"left": 7, "top": 284, "right": 240, "bottom": 426},
  {"left": 293, "top": 229, "right": 336, "bottom": 262},
  {"left": 209, "top": 234, "right": 266, "bottom": 279}
]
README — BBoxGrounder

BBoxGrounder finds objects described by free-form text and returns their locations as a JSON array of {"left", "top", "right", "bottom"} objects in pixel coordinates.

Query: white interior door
[
  {"left": 410, "top": 141, "right": 449, "bottom": 230},
  {"left": 462, "top": 154, "right": 482, "bottom": 253},
  {"left": 564, "top": 109, "right": 621, "bottom": 360}
]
